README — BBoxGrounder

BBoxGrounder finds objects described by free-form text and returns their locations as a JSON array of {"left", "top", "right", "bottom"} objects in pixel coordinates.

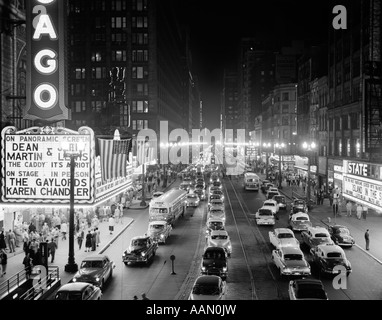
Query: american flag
[{"left": 98, "top": 138, "right": 131, "bottom": 183}]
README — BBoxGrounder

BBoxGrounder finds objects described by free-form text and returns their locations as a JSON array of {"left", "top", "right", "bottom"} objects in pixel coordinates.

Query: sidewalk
[{"left": 257, "top": 172, "right": 382, "bottom": 265}]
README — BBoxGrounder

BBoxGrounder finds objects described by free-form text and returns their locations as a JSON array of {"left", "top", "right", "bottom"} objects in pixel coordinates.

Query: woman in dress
[{"left": 85, "top": 230, "right": 92, "bottom": 252}]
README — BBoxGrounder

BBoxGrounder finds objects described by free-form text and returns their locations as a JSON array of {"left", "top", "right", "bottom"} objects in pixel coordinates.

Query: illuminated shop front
[
  {"left": 327, "top": 159, "right": 344, "bottom": 192},
  {"left": 342, "top": 160, "right": 382, "bottom": 212}
]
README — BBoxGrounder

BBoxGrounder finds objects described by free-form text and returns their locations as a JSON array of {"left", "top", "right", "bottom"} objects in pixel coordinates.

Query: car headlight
[
  {"left": 72, "top": 278, "right": 77, "bottom": 282},
  {"left": 96, "top": 277, "right": 100, "bottom": 282},
  {"left": 141, "top": 252, "right": 146, "bottom": 257},
  {"left": 160, "top": 234, "right": 164, "bottom": 238},
  {"left": 201, "top": 266, "right": 206, "bottom": 271},
  {"left": 222, "top": 267, "right": 227, "bottom": 272}
]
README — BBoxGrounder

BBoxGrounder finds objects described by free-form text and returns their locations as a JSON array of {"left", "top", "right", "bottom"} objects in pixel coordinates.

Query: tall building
[
  {"left": 221, "top": 70, "right": 239, "bottom": 133},
  {"left": 67, "top": 0, "right": 194, "bottom": 140}
]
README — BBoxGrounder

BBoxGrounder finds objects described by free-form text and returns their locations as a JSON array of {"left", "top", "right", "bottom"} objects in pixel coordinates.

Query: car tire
[
  {"left": 124, "top": 262, "right": 128, "bottom": 266},
  {"left": 109, "top": 268, "right": 113, "bottom": 279},
  {"left": 100, "top": 279, "right": 105, "bottom": 291}
]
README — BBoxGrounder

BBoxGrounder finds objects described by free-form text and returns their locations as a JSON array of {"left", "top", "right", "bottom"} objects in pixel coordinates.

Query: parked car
[
  {"left": 327, "top": 225, "right": 355, "bottom": 247},
  {"left": 206, "top": 218, "right": 225, "bottom": 235},
  {"left": 269, "top": 228, "right": 300, "bottom": 249},
  {"left": 55, "top": 282, "right": 102, "bottom": 300},
  {"left": 186, "top": 193, "right": 200, "bottom": 207},
  {"left": 271, "top": 246, "right": 311, "bottom": 277},
  {"left": 255, "top": 207, "right": 275, "bottom": 226},
  {"left": 301, "top": 227, "right": 334, "bottom": 249},
  {"left": 147, "top": 221, "right": 172, "bottom": 244},
  {"left": 206, "top": 230, "right": 232, "bottom": 257},
  {"left": 201, "top": 246, "right": 228, "bottom": 280},
  {"left": 288, "top": 279, "right": 328, "bottom": 300},
  {"left": 290, "top": 199, "right": 308, "bottom": 214},
  {"left": 71, "top": 255, "right": 115, "bottom": 290},
  {"left": 122, "top": 236, "right": 158, "bottom": 266},
  {"left": 189, "top": 275, "right": 226, "bottom": 300},
  {"left": 310, "top": 243, "right": 352, "bottom": 276},
  {"left": 272, "top": 195, "right": 287, "bottom": 211},
  {"left": 288, "top": 212, "right": 312, "bottom": 232},
  {"left": 262, "top": 199, "right": 279, "bottom": 214}
]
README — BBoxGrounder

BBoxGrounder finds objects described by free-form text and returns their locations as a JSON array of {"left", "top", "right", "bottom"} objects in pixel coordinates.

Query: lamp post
[
  {"left": 140, "top": 139, "right": 149, "bottom": 207},
  {"left": 302, "top": 142, "right": 316, "bottom": 206},
  {"left": 263, "top": 143, "right": 271, "bottom": 180},
  {"left": 62, "top": 142, "right": 85, "bottom": 273},
  {"left": 275, "top": 143, "right": 286, "bottom": 189}
]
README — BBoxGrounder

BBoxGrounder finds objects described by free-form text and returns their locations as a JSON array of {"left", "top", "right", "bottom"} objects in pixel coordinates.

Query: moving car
[
  {"left": 201, "top": 246, "right": 228, "bottom": 280},
  {"left": 186, "top": 193, "right": 200, "bottom": 207},
  {"left": 122, "top": 236, "right": 158, "bottom": 265},
  {"left": 260, "top": 180, "right": 272, "bottom": 193},
  {"left": 209, "top": 194, "right": 223, "bottom": 202},
  {"left": 271, "top": 246, "right": 311, "bottom": 277},
  {"left": 209, "top": 185, "right": 221, "bottom": 195},
  {"left": 267, "top": 191, "right": 280, "bottom": 200},
  {"left": 208, "top": 198, "right": 225, "bottom": 211},
  {"left": 55, "top": 282, "right": 102, "bottom": 300},
  {"left": 272, "top": 195, "right": 287, "bottom": 211},
  {"left": 194, "top": 188, "right": 206, "bottom": 200},
  {"left": 288, "top": 279, "right": 328, "bottom": 300},
  {"left": 147, "top": 221, "right": 172, "bottom": 244},
  {"left": 206, "top": 218, "right": 225, "bottom": 235},
  {"left": 189, "top": 275, "right": 226, "bottom": 300},
  {"left": 310, "top": 243, "right": 352, "bottom": 276},
  {"left": 211, "top": 189, "right": 224, "bottom": 200},
  {"left": 301, "top": 227, "right": 334, "bottom": 249},
  {"left": 290, "top": 199, "right": 308, "bottom": 214},
  {"left": 206, "top": 230, "right": 232, "bottom": 257},
  {"left": 207, "top": 207, "right": 226, "bottom": 222},
  {"left": 262, "top": 182, "right": 275, "bottom": 193},
  {"left": 71, "top": 255, "right": 115, "bottom": 290},
  {"left": 255, "top": 207, "right": 275, "bottom": 226},
  {"left": 212, "top": 181, "right": 222, "bottom": 189},
  {"left": 262, "top": 199, "right": 279, "bottom": 214},
  {"left": 269, "top": 228, "right": 300, "bottom": 249},
  {"left": 327, "top": 225, "right": 355, "bottom": 247},
  {"left": 179, "top": 182, "right": 191, "bottom": 192},
  {"left": 288, "top": 212, "right": 312, "bottom": 232}
]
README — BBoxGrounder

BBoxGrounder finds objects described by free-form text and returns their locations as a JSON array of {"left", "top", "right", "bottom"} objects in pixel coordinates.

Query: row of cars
[
  {"left": 257, "top": 179, "right": 355, "bottom": 300},
  {"left": 190, "top": 168, "right": 230, "bottom": 300}
]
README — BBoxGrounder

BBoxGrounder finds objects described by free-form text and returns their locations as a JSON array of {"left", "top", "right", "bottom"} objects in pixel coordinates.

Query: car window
[
  {"left": 296, "top": 288, "right": 327, "bottom": 299},
  {"left": 55, "top": 291, "right": 83, "bottom": 300},
  {"left": 259, "top": 209, "right": 272, "bottom": 216},
  {"left": 327, "top": 252, "right": 342, "bottom": 258},
  {"left": 278, "top": 233, "right": 293, "bottom": 239},
  {"left": 284, "top": 254, "right": 303, "bottom": 260},
  {"left": 150, "top": 224, "right": 164, "bottom": 230},
  {"left": 314, "top": 233, "right": 329, "bottom": 238},
  {"left": 296, "top": 217, "right": 308, "bottom": 221},
  {"left": 192, "top": 284, "right": 220, "bottom": 295}
]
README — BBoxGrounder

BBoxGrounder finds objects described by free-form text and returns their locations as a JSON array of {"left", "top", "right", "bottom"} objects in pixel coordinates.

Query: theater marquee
[{"left": 1, "top": 126, "right": 95, "bottom": 204}]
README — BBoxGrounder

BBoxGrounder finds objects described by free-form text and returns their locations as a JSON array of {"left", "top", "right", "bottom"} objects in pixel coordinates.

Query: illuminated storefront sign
[
  {"left": 25, "top": 0, "right": 70, "bottom": 121},
  {"left": 1, "top": 126, "right": 95, "bottom": 204}
]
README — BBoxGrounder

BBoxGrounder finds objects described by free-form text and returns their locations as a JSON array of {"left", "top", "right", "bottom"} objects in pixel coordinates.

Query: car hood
[
  {"left": 284, "top": 260, "right": 308, "bottom": 268},
  {"left": 279, "top": 239, "right": 299, "bottom": 247},
  {"left": 208, "top": 240, "right": 231, "bottom": 247},
  {"left": 75, "top": 268, "right": 102, "bottom": 278},
  {"left": 190, "top": 294, "right": 222, "bottom": 300}
]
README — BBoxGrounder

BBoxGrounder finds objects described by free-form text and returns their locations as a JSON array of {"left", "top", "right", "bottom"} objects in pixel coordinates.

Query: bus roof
[
  {"left": 150, "top": 188, "right": 187, "bottom": 207},
  {"left": 244, "top": 172, "right": 259, "bottom": 178}
]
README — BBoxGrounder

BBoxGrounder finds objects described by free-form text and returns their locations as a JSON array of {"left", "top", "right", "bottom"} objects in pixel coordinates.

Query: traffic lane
[{"left": 101, "top": 204, "right": 205, "bottom": 300}]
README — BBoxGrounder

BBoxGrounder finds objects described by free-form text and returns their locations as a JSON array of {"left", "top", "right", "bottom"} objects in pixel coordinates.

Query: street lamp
[
  {"left": 263, "top": 143, "right": 272, "bottom": 180},
  {"left": 302, "top": 141, "right": 317, "bottom": 206},
  {"left": 140, "top": 138, "right": 150, "bottom": 207},
  {"left": 62, "top": 141, "right": 86, "bottom": 273},
  {"left": 275, "top": 143, "right": 286, "bottom": 189}
]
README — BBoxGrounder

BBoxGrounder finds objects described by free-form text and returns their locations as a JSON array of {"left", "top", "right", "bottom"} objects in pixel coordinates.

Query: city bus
[
  {"left": 149, "top": 189, "right": 187, "bottom": 227},
  {"left": 243, "top": 172, "right": 260, "bottom": 191}
]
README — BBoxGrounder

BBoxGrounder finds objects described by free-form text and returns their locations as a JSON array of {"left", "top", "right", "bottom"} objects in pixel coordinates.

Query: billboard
[{"left": 1, "top": 126, "right": 95, "bottom": 204}]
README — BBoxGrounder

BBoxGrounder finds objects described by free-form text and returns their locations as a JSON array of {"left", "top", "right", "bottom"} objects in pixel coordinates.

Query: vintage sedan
[
  {"left": 194, "top": 188, "right": 206, "bottom": 200},
  {"left": 272, "top": 195, "right": 287, "bottom": 211},
  {"left": 55, "top": 282, "right": 102, "bottom": 300},
  {"left": 201, "top": 246, "right": 228, "bottom": 280},
  {"left": 288, "top": 212, "right": 312, "bottom": 232},
  {"left": 147, "top": 221, "right": 172, "bottom": 244},
  {"left": 208, "top": 194, "right": 223, "bottom": 203},
  {"left": 206, "top": 218, "right": 226, "bottom": 235},
  {"left": 207, "top": 207, "right": 226, "bottom": 222},
  {"left": 271, "top": 246, "right": 311, "bottom": 277},
  {"left": 206, "top": 230, "right": 232, "bottom": 256},
  {"left": 186, "top": 193, "right": 200, "bottom": 207},
  {"left": 289, "top": 279, "right": 328, "bottom": 300},
  {"left": 122, "top": 236, "right": 158, "bottom": 265},
  {"left": 255, "top": 207, "right": 275, "bottom": 226},
  {"left": 179, "top": 182, "right": 191, "bottom": 192},
  {"left": 71, "top": 255, "right": 115, "bottom": 290},
  {"left": 310, "top": 243, "right": 352, "bottom": 276},
  {"left": 260, "top": 180, "right": 272, "bottom": 193},
  {"left": 189, "top": 275, "right": 226, "bottom": 300},
  {"left": 301, "top": 226, "right": 334, "bottom": 249},
  {"left": 269, "top": 228, "right": 300, "bottom": 249},
  {"left": 208, "top": 185, "right": 221, "bottom": 195},
  {"left": 211, "top": 189, "right": 224, "bottom": 200},
  {"left": 327, "top": 225, "right": 355, "bottom": 247},
  {"left": 208, "top": 198, "right": 225, "bottom": 211},
  {"left": 262, "top": 199, "right": 279, "bottom": 214},
  {"left": 290, "top": 198, "right": 308, "bottom": 214}
]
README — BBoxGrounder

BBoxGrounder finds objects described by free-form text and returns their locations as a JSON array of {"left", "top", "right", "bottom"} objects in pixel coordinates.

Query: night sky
[{"left": 175, "top": 0, "right": 331, "bottom": 130}]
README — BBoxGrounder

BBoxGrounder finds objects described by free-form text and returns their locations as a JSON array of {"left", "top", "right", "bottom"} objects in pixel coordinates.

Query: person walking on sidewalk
[
  {"left": 47, "top": 238, "right": 57, "bottom": 263},
  {"left": 8, "top": 229, "right": 16, "bottom": 253},
  {"left": 22, "top": 253, "right": 33, "bottom": 279},
  {"left": 0, "top": 249, "right": 7, "bottom": 276},
  {"left": 346, "top": 201, "right": 353, "bottom": 217},
  {"left": 85, "top": 231, "right": 92, "bottom": 252},
  {"left": 0, "top": 230, "right": 7, "bottom": 252},
  {"left": 108, "top": 215, "right": 115, "bottom": 235},
  {"left": 77, "top": 229, "right": 84, "bottom": 250},
  {"left": 61, "top": 221, "right": 68, "bottom": 240},
  {"left": 356, "top": 204, "right": 362, "bottom": 220},
  {"left": 332, "top": 199, "right": 339, "bottom": 217},
  {"left": 365, "top": 229, "right": 370, "bottom": 250},
  {"left": 362, "top": 205, "right": 368, "bottom": 220}
]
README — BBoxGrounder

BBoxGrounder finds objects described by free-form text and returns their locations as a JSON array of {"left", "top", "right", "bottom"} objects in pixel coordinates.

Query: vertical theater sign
[{"left": 25, "top": 0, "right": 70, "bottom": 121}]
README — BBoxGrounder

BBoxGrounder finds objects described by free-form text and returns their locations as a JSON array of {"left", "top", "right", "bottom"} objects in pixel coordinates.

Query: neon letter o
[{"left": 34, "top": 84, "right": 57, "bottom": 109}]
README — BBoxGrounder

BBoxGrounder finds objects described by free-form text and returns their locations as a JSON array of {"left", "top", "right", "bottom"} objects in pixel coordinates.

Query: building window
[
  {"left": 92, "top": 67, "right": 106, "bottom": 79},
  {"left": 132, "top": 16, "right": 148, "bottom": 28},
  {"left": 132, "top": 32, "right": 148, "bottom": 45},
  {"left": 74, "top": 68, "right": 86, "bottom": 79},
  {"left": 91, "top": 101, "right": 104, "bottom": 112},
  {"left": 132, "top": 0, "right": 148, "bottom": 11},
  {"left": 111, "top": 0, "right": 126, "bottom": 11},
  {"left": 132, "top": 83, "right": 148, "bottom": 95},
  {"left": 282, "top": 93, "right": 289, "bottom": 101},
  {"left": 120, "top": 105, "right": 129, "bottom": 127},
  {"left": 73, "top": 101, "right": 86, "bottom": 113},
  {"left": 91, "top": 52, "right": 103, "bottom": 62},
  {"left": 338, "top": 139, "right": 342, "bottom": 156},
  {"left": 112, "top": 50, "right": 127, "bottom": 62},
  {"left": 132, "top": 119, "right": 149, "bottom": 131},
  {"left": 282, "top": 117, "right": 289, "bottom": 126},
  {"left": 111, "top": 32, "right": 127, "bottom": 43},
  {"left": 132, "top": 66, "right": 148, "bottom": 79},
  {"left": 282, "top": 104, "right": 289, "bottom": 113},
  {"left": 132, "top": 50, "right": 149, "bottom": 62},
  {"left": 131, "top": 100, "right": 149, "bottom": 113},
  {"left": 111, "top": 17, "right": 127, "bottom": 28},
  {"left": 347, "top": 139, "right": 351, "bottom": 156},
  {"left": 355, "top": 139, "right": 361, "bottom": 158}
]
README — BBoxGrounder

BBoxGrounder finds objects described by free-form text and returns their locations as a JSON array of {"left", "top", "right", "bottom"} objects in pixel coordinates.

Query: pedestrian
[
  {"left": 362, "top": 205, "right": 368, "bottom": 220},
  {"left": 85, "top": 230, "right": 92, "bottom": 252},
  {"left": 329, "top": 193, "right": 333, "bottom": 206},
  {"left": 95, "top": 228, "right": 100, "bottom": 247},
  {"left": 47, "top": 238, "right": 57, "bottom": 263},
  {"left": 61, "top": 221, "right": 67, "bottom": 240},
  {"left": 7, "top": 229, "right": 16, "bottom": 253},
  {"left": 114, "top": 207, "right": 120, "bottom": 224},
  {"left": 365, "top": 229, "right": 370, "bottom": 250},
  {"left": 346, "top": 201, "right": 353, "bottom": 217},
  {"left": 356, "top": 204, "right": 362, "bottom": 220},
  {"left": 332, "top": 199, "right": 339, "bottom": 217},
  {"left": 141, "top": 293, "right": 149, "bottom": 300},
  {"left": 0, "top": 249, "right": 7, "bottom": 276},
  {"left": 91, "top": 229, "right": 97, "bottom": 251},
  {"left": 23, "top": 253, "right": 33, "bottom": 279},
  {"left": 133, "top": 295, "right": 139, "bottom": 300},
  {"left": 77, "top": 229, "right": 84, "bottom": 250},
  {"left": 108, "top": 215, "right": 115, "bottom": 235},
  {"left": 0, "top": 230, "right": 6, "bottom": 251}
]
